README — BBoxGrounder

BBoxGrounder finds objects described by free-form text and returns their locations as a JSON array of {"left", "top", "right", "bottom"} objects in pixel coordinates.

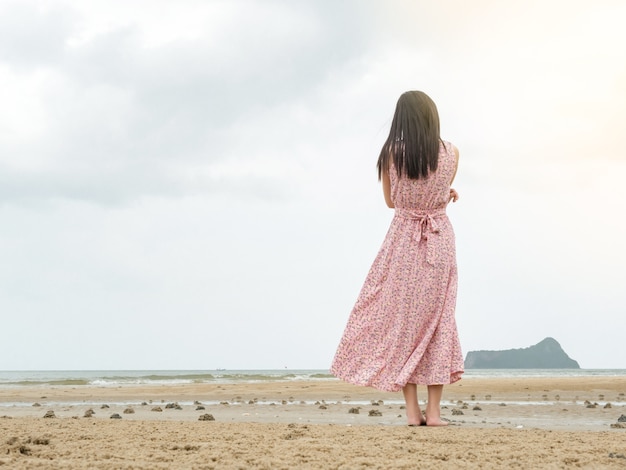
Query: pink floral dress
[{"left": 330, "top": 140, "right": 463, "bottom": 392}]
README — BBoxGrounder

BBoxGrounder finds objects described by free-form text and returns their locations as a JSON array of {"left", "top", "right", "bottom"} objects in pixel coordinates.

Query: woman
[{"left": 330, "top": 91, "right": 464, "bottom": 427}]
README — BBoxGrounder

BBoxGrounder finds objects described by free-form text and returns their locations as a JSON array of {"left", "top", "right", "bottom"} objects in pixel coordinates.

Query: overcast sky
[{"left": 1, "top": 0, "right": 625, "bottom": 371}]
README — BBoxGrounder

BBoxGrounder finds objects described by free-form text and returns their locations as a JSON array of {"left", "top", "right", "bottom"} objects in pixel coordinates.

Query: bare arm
[{"left": 382, "top": 168, "right": 394, "bottom": 208}]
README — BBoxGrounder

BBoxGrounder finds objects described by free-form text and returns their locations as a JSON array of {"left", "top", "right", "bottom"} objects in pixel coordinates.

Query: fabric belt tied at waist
[{"left": 394, "top": 207, "right": 447, "bottom": 265}]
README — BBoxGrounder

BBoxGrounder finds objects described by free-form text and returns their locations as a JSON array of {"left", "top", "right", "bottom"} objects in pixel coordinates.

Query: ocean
[{"left": 0, "top": 369, "right": 624, "bottom": 388}]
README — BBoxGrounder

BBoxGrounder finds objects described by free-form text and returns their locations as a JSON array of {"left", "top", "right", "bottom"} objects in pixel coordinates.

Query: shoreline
[
  {"left": 2, "top": 375, "right": 625, "bottom": 398},
  {"left": 1, "top": 377, "right": 625, "bottom": 468},
  {"left": 1, "top": 377, "right": 624, "bottom": 431}
]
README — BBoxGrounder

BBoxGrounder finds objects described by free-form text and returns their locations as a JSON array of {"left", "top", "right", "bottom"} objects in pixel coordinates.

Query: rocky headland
[{"left": 464, "top": 337, "right": 580, "bottom": 369}]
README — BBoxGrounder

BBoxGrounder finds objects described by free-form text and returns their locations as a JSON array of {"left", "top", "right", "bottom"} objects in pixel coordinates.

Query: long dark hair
[{"left": 377, "top": 91, "right": 441, "bottom": 180}]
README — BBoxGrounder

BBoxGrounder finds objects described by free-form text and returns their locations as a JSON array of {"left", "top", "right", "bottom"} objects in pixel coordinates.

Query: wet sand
[{"left": 1, "top": 377, "right": 625, "bottom": 468}]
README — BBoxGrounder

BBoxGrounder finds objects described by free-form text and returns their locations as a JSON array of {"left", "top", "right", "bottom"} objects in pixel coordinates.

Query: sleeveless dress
[{"left": 330, "top": 140, "right": 464, "bottom": 392}]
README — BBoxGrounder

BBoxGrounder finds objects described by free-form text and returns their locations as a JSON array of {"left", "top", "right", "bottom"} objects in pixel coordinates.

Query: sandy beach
[{"left": 1, "top": 377, "right": 625, "bottom": 468}]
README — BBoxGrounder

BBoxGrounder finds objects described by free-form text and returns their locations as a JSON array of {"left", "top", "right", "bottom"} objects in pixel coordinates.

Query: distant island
[{"left": 464, "top": 337, "right": 580, "bottom": 369}]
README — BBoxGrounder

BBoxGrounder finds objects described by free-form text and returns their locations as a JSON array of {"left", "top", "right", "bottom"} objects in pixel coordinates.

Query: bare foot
[
  {"left": 425, "top": 416, "right": 449, "bottom": 426},
  {"left": 407, "top": 419, "right": 426, "bottom": 426},
  {"left": 407, "top": 410, "right": 426, "bottom": 426},
  {"left": 409, "top": 419, "right": 426, "bottom": 426}
]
